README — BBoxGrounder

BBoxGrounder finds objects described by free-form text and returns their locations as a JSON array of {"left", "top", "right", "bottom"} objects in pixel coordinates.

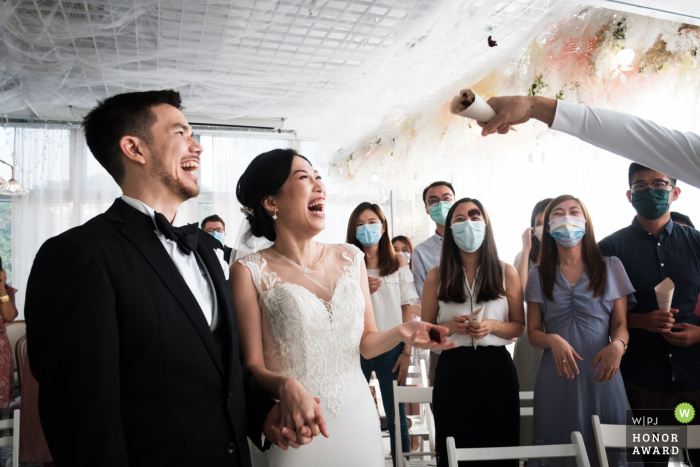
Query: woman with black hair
[
  {"left": 512, "top": 197, "right": 552, "bottom": 446},
  {"left": 230, "top": 149, "right": 453, "bottom": 467},
  {"left": 422, "top": 198, "right": 525, "bottom": 467},
  {"left": 514, "top": 198, "right": 553, "bottom": 290},
  {"left": 347, "top": 203, "right": 417, "bottom": 466}
]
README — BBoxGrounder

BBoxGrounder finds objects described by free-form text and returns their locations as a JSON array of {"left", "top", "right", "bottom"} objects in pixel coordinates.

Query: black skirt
[{"left": 433, "top": 345, "right": 520, "bottom": 467}]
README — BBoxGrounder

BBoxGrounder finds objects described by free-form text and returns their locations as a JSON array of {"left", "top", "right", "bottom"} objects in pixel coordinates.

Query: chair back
[
  {"left": 393, "top": 381, "right": 435, "bottom": 464},
  {"left": 5, "top": 321, "right": 26, "bottom": 367},
  {"left": 446, "top": 431, "right": 591, "bottom": 467},
  {"left": 0, "top": 409, "right": 20, "bottom": 466},
  {"left": 15, "top": 335, "right": 27, "bottom": 392}
]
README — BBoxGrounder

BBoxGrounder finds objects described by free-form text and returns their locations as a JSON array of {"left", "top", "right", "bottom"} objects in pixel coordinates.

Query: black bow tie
[{"left": 154, "top": 212, "right": 199, "bottom": 255}]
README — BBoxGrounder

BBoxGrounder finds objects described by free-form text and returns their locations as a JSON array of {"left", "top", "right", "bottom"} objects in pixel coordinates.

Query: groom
[{"left": 25, "top": 90, "right": 305, "bottom": 466}]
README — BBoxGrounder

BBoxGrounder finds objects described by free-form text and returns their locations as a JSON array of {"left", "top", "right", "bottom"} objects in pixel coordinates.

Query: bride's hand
[
  {"left": 266, "top": 398, "right": 323, "bottom": 450},
  {"left": 278, "top": 379, "right": 329, "bottom": 440},
  {"left": 396, "top": 321, "right": 456, "bottom": 351}
]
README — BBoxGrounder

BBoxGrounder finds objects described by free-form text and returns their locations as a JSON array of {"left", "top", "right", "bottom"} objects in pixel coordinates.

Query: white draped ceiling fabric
[{"left": 0, "top": 0, "right": 578, "bottom": 131}]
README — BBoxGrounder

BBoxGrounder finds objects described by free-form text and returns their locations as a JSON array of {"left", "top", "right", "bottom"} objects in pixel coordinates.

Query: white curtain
[{"left": 1, "top": 128, "right": 373, "bottom": 318}]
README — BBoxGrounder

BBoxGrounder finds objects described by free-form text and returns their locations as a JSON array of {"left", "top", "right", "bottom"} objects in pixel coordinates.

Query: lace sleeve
[
  {"left": 237, "top": 253, "right": 264, "bottom": 296},
  {"left": 340, "top": 243, "right": 365, "bottom": 282}
]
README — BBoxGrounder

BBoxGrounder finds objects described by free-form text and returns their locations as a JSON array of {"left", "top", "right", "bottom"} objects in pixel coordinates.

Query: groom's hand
[
  {"left": 263, "top": 403, "right": 303, "bottom": 450},
  {"left": 263, "top": 398, "right": 327, "bottom": 450}
]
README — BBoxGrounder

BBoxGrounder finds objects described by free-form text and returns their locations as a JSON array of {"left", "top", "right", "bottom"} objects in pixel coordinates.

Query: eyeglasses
[
  {"left": 427, "top": 194, "right": 454, "bottom": 207},
  {"left": 630, "top": 181, "right": 675, "bottom": 192},
  {"left": 204, "top": 228, "right": 225, "bottom": 234}
]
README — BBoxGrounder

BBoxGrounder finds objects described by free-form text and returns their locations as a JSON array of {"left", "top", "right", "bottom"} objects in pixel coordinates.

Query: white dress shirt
[
  {"left": 121, "top": 195, "right": 214, "bottom": 325},
  {"left": 437, "top": 262, "right": 512, "bottom": 348},
  {"left": 551, "top": 100, "right": 700, "bottom": 188}
]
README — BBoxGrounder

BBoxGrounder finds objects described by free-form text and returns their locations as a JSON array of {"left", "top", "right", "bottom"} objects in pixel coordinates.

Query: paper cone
[
  {"left": 449, "top": 89, "right": 497, "bottom": 123},
  {"left": 468, "top": 307, "right": 484, "bottom": 349},
  {"left": 655, "top": 278, "right": 675, "bottom": 312}
]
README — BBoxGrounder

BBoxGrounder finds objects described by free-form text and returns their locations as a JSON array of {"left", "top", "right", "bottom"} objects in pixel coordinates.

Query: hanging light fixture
[{"left": 0, "top": 160, "right": 28, "bottom": 196}]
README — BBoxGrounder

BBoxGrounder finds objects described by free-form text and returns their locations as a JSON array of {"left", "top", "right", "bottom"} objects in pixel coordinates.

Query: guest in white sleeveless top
[
  {"left": 422, "top": 198, "right": 525, "bottom": 467},
  {"left": 346, "top": 203, "right": 418, "bottom": 466}
]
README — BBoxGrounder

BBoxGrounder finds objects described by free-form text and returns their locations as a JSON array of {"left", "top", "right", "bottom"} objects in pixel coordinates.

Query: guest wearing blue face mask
[
  {"left": 413, "top": 181, "right": 456, "bottom": 385},
  {"left": 422, "top": 198, "right": 525, "bottom": 467},
  {"left": 347, "top": 202, "right": 418, "bottom": 467},
  {"left": 526, "top": 195, "right": 637, "bottom": 467},
  {"left": 201, "top": 214, "right": 233, "bottom": 263}
]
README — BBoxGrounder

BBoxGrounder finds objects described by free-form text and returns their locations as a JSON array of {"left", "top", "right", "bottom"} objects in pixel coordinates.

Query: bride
[{"left": 230, "top": 149, "right": 453, "bottom": 466}]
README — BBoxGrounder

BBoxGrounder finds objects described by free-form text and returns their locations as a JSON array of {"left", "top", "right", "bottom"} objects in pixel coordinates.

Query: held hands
[
  {"left": 590, "top": 340, "right": 624, "bottom": 383},
  {"left": 277, "top": 379, "right": 329, "bottom": 448},
  {"left": 548, "top": 334, "right": 583, "bottom": 379},
  {"left": 263, "top": 401, "right": 316, "bottom": 450},
  {"left": 396, "top": 320, "right": 456, "bottom": 351},
  {"left": 393, "top": 352, "right": 411, "bottom": 386},
  {"left": 468, "top": 319, "right": 500, "bottom": 340},
  {"left": 368, "top": 277, "right": 382, "bottom": 294},
  {"left": 641, "top": 309, "right": 678, "bottom": 333},
  {"left": 662, "top": 323, "right": 700, "bottom": 347}
]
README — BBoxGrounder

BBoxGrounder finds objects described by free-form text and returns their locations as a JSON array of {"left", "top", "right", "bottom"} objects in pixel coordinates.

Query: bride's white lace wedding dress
[{"left": 239, "top": 243, "right": 385, "bottom": 467}]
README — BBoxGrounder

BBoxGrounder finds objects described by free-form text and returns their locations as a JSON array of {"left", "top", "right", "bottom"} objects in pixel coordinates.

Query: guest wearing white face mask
[
  {"left": 525, "top": 195, "right": 636, "bottom": 467},
  {"left": 392, "top": 236, "right": 414, "bottom": 270},
  {"left": 512, "top": 198, "right": 552, "bottom": 446},
  {"left": 423, "top": 198, "right": 525, "bottom": 467},
  {"left": 347, "top": 203, "right": 419, "bottom": 467}
]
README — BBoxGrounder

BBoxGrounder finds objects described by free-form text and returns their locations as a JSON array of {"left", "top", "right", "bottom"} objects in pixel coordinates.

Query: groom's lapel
[
  {"left": 196, "top": 236, "right": 236, "bottom": 379},
  {"left": 106, "top": 199, "right": 225, "bottom": 377}
]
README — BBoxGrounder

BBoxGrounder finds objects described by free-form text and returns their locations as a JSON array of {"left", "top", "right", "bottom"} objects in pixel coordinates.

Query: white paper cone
[
  {"left": 468, "top": 307, "right": 484, "bottom": 349},
  {"left": 450, "top": 92, "right": 497, "bottom": 122},
  {"left": 654, "top": 277, "right": 675, "bottom": 312}
]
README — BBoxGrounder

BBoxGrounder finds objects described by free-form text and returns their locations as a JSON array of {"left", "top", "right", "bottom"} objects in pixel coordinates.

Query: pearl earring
[{"left": 273, "top": 207, "right": 278, "bottom": 220}]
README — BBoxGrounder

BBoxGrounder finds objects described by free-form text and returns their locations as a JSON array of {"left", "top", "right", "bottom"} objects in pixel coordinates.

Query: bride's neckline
[{"left": 272, "top": 243, "right": 326, "bottom": 273}]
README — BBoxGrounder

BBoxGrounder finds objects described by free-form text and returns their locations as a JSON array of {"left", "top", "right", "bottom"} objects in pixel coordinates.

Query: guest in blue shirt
[
  {"left": 599, "top": 163, "right": 700, "bottom": 467},
  {"left": 414, "top": 181, "right": 455, "bottom": 384}
]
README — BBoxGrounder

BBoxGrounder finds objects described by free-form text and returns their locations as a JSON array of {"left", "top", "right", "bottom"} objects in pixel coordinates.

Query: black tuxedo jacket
[{"left": 25, "top": 198, "right": 274, "bottom": 467}]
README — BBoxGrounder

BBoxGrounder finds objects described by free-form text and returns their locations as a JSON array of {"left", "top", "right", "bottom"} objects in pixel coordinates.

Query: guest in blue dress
[{"left": 524, "top": 195, "right": 636, "bottom": 467}]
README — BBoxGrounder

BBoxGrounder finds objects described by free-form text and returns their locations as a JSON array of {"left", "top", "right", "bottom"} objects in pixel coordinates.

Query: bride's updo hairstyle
[{"left": 236, "top": 148, "right": 311, "bottom": 242}]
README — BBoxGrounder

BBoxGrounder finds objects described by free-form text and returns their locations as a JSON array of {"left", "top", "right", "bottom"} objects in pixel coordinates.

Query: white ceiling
[
  {"left": 589, "top": 0, "right": 700, "bottom": 24},
  {"left": 0, "top": 0, "right": 699, "bottom": 136}
]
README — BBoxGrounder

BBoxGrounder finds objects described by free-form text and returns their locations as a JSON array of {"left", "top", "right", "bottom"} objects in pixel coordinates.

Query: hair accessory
[{"left": 240, "top": 207, "right": 254, "bottom": 217}]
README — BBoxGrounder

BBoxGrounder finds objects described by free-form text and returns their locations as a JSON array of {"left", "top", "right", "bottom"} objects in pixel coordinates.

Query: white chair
[
  {"left": 593, "top": 415, "right": 699, "bottom": 467},
  {"left": 404, "top": 361, "right": 436, "bottom": 458},
  {"left": 447, "top": 431, "right": 590, "bottom": 467},
  {"left": 520, "top": 391, "right": 534, "bottom": 417},
  {"left": 393, "top": 380, "right": 436, "bottom": 467},
  {"left": 0, "top": 409, "right": 20, "bottom": 467}
]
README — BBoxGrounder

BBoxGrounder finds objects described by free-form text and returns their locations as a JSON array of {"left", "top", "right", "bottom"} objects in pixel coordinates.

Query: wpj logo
[{"left": 626, "top": 407, "right": 689, "bottom": 463}]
